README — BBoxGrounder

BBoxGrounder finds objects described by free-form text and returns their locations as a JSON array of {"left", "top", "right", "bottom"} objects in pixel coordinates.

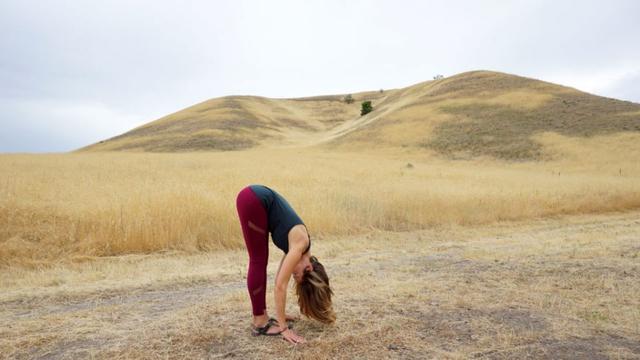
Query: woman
[{"left": 236, "top": 184, "right": 335, "bottom": 344}]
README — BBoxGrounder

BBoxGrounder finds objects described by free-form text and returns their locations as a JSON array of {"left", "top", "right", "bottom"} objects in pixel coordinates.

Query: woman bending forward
[{"left": 236, "top": 185, "right": 335, "bottom": 344}]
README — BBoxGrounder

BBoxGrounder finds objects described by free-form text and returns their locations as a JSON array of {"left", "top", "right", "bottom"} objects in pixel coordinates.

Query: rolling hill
[{"left": 80, "top": 71, "right": 640, "bottom": 160}]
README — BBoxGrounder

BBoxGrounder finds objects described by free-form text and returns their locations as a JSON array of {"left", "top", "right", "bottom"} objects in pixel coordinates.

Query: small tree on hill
[
  {"left": 361, "top": 101, "right": 373, "bottom": 116},
  {"left": 343, "top": 94, "right": 354, "bottom": 104}
]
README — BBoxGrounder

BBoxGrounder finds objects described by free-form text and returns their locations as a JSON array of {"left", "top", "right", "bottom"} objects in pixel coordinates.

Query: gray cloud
[{"left": 1, "top": 0, "right": 639, "bottom": 152}]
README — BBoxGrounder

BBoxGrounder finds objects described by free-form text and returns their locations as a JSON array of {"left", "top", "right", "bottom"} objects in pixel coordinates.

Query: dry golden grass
[
  {"left": 333, "top": 71, "right": 640, "bottom": 160},
  {"left": 80, "top": 71, "right": 640, "bottom": 161},
  {"left": 79, "top": 90, "right": 389, "bottom": 152},
  {"left": 1, "top": 211, "right": 638, "bottom": 358},
  {"left": 3, "top": 135, "right": 640, "bottom": 268},
  {"left": 1, "top": 143, "right": 639, "bottom": 358}
]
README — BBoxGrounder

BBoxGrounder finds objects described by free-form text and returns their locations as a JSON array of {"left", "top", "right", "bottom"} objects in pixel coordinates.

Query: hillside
[{"left": 80, "top": 71, "right": 640, "bottom": 160}]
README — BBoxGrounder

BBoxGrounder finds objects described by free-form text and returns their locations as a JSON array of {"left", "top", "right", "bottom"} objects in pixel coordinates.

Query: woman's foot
[
  {"left": 251, "top": 318, "right": 284, "bottom": 336},
  {"left": 251, "top": 313, "right": 296, "bottom": 336},
  {"left": 253, "top": 313, "right": 297, "bottom": 326},
  {"left": 252, "top": 314, "right": 272, "bottom": 328}
]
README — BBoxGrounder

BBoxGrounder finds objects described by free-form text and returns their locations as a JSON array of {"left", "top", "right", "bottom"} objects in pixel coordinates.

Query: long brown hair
[{"left": 295, "top": 256, "right": 336, "bottom": 324}]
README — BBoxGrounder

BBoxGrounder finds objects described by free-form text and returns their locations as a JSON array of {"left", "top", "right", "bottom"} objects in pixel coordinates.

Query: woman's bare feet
[
  {"left": 252, "top": 313, "right": 298, "bottom": 335},
  {"left": 251, "top": 319, "right": 282, "bottom": 336},
  {"left": 252, "top": 314, "right": 281, "bottom": 335}
]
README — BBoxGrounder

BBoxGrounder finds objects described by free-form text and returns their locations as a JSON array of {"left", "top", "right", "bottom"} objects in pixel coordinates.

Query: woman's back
[{"left": 249, "top": 185, "right": 305, "bottom": 253}]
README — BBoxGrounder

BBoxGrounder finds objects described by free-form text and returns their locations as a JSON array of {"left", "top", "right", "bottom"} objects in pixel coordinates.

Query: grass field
[
  {"left": 1, "top": 140, "right": 640, "bottom": 358},
  {"left": 1, "top": 211, "right": 638, "bottom": 358},
  {"left": 3, "top": 134, "right": 640, "bottom": 268}
]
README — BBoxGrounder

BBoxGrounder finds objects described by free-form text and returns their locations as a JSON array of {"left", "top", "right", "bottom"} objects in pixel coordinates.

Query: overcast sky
[{"left": 1, "top": 0, "right": 638, "bottom": 153}]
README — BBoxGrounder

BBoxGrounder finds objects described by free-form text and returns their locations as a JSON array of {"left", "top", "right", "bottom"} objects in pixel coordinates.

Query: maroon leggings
[{"left": 236, "top": 186, "right": 269, "bottom": 316}]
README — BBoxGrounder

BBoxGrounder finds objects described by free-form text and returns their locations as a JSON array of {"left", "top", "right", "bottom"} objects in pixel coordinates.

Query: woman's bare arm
[
  {"left": 274, "top": 244, "right": 306, "bottom": 343},
  {"left": 275, "top": 255, "right": 286, "bottom": 281},
  {"left": 274, "top": 248, "right": 301, "bottom": 324}
]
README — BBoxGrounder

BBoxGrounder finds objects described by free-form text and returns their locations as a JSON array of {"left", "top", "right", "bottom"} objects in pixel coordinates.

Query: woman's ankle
[{"left": 253, "top": 313, "right": 269, "bottom": 326}]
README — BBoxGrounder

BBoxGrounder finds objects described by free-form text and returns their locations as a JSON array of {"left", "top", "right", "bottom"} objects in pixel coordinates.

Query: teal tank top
[{"left": 249, "top": 185, "right": 310, "bottom": 254}]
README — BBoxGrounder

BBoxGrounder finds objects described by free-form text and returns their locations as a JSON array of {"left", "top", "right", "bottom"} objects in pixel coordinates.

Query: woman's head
[
  {"left": 292, "top": 253, "right": 313, "bottom": 284},
  {"left": 295, "top": 256, "right": 336, "bottom": 324}
]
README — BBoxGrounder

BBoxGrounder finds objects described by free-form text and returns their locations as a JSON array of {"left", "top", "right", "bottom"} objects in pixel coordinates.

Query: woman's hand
[{"left": 281, "top": 328, "right": 305, "bottom": 344}]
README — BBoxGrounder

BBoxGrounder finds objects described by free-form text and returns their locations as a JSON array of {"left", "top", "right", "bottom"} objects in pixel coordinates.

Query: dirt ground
[{"left": 1, "top": 211, "right": 639, "bottom": 359}]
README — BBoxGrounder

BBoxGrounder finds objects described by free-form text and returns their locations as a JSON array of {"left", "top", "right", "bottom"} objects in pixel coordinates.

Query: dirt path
[{"left": 1, "top": 211, "right": 639, "bottom": 359}]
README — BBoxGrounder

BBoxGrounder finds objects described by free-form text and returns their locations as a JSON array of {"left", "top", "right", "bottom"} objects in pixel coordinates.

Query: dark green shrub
[{"left": 361, "top": 101, "right": 373, "bottom": 116}]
